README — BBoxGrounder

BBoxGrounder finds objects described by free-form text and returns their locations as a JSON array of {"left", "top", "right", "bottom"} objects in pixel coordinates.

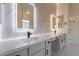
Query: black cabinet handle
[
  {"left": 48, "top": 41, "right": 50, "bottom": 43},
  {"left": 16, "top": 55, "right": 20, "bottom": 56},
  {"left": 46, "top": 50, "right": 48, "bottom": 55},
  {"left": 61, "top": 39, "right": 63, "bottom": 42}
]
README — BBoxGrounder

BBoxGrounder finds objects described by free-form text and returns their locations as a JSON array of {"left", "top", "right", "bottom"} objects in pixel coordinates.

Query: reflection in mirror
[
  {"left": 57, "top": 15, "right": 64, "bottom": 28},
  {"left": 50, "top": 14, "right": 56, "bottom": 30},
  {"left": 16, "top": 3, "right": 35, "bottom": 32}
]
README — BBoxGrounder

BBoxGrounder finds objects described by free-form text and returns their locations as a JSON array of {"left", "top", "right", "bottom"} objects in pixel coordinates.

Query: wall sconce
[
  {"left": 64, "top": 21, "right": 67, "bottom": 25},
  {"left": 68, "top": 16, "right": 78, "bottom": 23}
]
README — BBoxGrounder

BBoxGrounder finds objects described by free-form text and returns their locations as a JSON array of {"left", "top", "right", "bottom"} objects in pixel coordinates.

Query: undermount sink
[
  {"left": 28, "top": 37, "right": 38, "bottom": 42},
  {"left": 21, "top": 37, "right": 38, "bottom": 43}
]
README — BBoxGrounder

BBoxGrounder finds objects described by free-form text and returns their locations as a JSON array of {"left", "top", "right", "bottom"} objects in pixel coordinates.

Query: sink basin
[
  {"left": 20, "top": 37, "right": 38, "bottom": 44},
  {"left": 28, "top": 37, "right": 38, "bottom": 42}
]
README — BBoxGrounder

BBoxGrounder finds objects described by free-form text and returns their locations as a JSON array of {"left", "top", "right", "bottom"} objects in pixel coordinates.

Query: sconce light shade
[{"left": 69, "top": 16, "right": 79, "bottom": 23}]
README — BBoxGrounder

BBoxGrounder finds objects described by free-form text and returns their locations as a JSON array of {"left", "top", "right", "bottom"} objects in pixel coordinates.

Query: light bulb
[
  {"left": 75, "top": 16, "right": 78, "bottom": 18},
  {"left": 26, "top": 11, "right": 30, "bottom": 15}
]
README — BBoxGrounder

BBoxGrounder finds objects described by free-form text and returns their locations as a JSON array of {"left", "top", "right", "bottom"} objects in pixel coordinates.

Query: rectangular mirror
[
  {"left": 57, "top": 15, "right": 64, "bottom": 28},
  {"left": 50, "top": 14, "right": 56, "bottom": 30},
  {"left": 16, "top": 3, "right": 36, "bottom": 32}
]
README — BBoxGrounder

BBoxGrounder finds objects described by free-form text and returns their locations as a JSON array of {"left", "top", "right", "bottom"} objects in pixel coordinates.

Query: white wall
[
  {"left": 1, "top": 3, "right": 69, "bottom": 39},
  {"left": 0, "top": 4, "right": 2, "bottom": 38},
  {"left": 68, "top": 4, "right": 79, "bottom": 44},
  {"left": 34, "top": 3, "right": 56, "bottom": 34},
  {"left": 0, "top": 4, "right": 2, "bottom": 24},
  {"left": 1, "top": 3, "right": 57, "bottom": 39},
  {"left": 2, "top": 3, "right": 16, "bottom": 39}
]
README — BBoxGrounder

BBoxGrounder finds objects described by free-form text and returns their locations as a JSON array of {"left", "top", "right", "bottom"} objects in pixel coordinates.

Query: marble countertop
[{"left": 0, "top": 32, "right": 66, "bottom": 56}]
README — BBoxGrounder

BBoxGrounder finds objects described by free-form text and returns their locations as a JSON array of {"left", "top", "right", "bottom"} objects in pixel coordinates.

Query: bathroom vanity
[{"left": 0, "top": 33, "right": 67, "bottom": 56}]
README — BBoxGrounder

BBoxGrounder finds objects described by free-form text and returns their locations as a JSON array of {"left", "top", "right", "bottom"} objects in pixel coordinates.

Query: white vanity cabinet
[
  {"left": 45, "top": 39, "right": 51, "bottom": 46},
  {"left": 51, "top": 35, "right": 65, "bottom": 52},
  {"left": 63, "top": 34, "right": 67, "bottom": 46},
  {"left": 45, "top": 46, "right": 51, "bottom": 56},
  {"left": 51, "top": 36, "right": 64, "bottom": 55},
  {"left": 59, "top": 35, "right": 65, "bottom": 51},
  {"left": 45, "top": 39, "right": 52, "bottom": 56},
  {"left": 29, "top": 41, "right": 45, "bottom": 56},
  {"left": 7, "top": 48, "right": 28, "bottom": 56},
  {"left": 5, "top": 34, "right": 67, "bottom": 56},
  {"left": 51, "top": 37, "right": 59, "bottom": 53},
  {"left": 29, "top": 39, "right": 52, "bottom": 56}
]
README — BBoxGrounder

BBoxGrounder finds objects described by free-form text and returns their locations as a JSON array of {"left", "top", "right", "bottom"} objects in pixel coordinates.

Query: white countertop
[{"left": 0, "top": 32, "right": 67, "bottom": 56}]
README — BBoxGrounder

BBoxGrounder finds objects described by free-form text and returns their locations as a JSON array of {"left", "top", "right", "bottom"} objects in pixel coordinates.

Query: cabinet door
[
  {"left": 59, "top": 36, "right": 65, "bottom": 51},
  {"left": 29, "top": 42, "right": 45, "bottom": 55},
  {"left": 51, "top": 38, "right": 60, "bottom": 53},
  {"left": 63, "top": 34, "right": 67, "bottom": 46},
  {"left": 32, "top": 49, "right": 45, "bottom": 56},
  {"left": 7, "top": 48, "right": 28, "bottom": 56},
  {"left": 46, "top": 39, "right": 51, "bottom": 47},
  {"left": 46, "top": 46, "right": 51, "bottom": 56}
]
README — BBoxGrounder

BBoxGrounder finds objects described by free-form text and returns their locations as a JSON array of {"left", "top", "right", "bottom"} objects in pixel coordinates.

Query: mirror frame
[
  {"left": 50, "top": 14, "right": 56, "bottom": 31},
  {"left": 15, "top": 3, "right": 36, "bottom": 32}
]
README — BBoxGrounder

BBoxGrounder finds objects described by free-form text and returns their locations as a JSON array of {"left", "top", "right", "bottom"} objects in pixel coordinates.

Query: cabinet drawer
[
  {"left": 32, "top": 49, "right": 45, "bottom": 56},
  {"left": 29, "top": 42, "right": 45, "bottom": 55},
  {"left": 45, "top": 39, "right": 51, "bottom": 46},
  {"left": 7, "top": 48, "right": 28, "bottom": 56}
]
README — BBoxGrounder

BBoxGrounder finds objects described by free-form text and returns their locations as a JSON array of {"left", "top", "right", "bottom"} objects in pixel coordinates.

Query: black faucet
[
  {"left": 27, "top": 31, "right": 32, "bottom": 38},
  {"left": 54, "top": 30, "right": 56, "bottom": 34}
]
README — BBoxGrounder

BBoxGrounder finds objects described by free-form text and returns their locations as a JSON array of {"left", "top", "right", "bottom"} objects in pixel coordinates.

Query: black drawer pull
[
  {"left": 48, "top": 41, "right": 50, "bottom": 43},
  {"left": 16, "top": 55, "right": 20, "bottom": 56},
  {"left": 61, "top": 39, "right": 63, "bottom": 42},
  {"left": 46, "top": 50, "right": 48, "bottom": 55}
]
